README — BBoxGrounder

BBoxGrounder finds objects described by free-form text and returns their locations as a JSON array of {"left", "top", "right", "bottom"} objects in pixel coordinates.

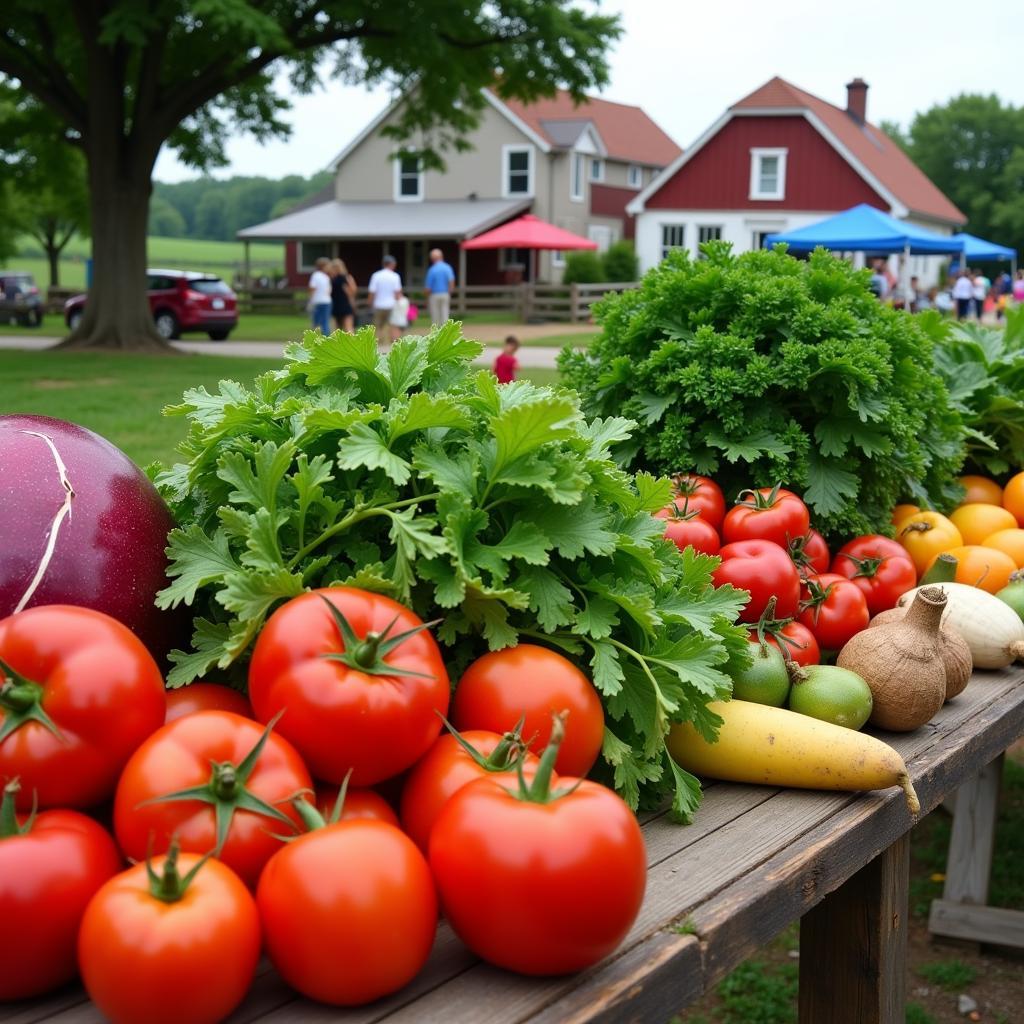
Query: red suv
[{"left": 64, "top": 269, "right": 239, "bottom": 340}]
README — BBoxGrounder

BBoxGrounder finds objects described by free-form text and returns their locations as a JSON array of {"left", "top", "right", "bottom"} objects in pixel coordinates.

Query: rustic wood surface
[
  {"left": 941, "top": 752, "right": 1003, "bottom": 905},
  {"left": 7, "top": 667, "right": 1023, "bottom": 1024}
]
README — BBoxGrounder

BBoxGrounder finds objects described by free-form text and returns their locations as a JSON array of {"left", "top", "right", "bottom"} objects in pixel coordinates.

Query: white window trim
[
  {"left": 660, "top": 223, "right": 686, "bottom": 261},
  {"left": 551, "top": 250, "right": 565, "bottom": 268},
  {"left": 502, "top": 144, "right": 535, "bottom": 199},
  {"left": 627, "top": 164, "right": 643, "bottom": 189},
  {"left": 298, "top": 240, "right": 334, "bottom": 272},
  {"left": 749, "top": 147, "right": 787, "bottom": 201},
  {"left": 570, "top": 152, "right": 585, "bottom": 203},
  {"left": 590, "top": 158, "right": 605, "bottom": 183},
  {"left": 393, "top": 155, "right": 424, "bottom": 203}
]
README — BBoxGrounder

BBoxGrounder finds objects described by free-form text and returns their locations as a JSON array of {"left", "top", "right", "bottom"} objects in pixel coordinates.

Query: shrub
[
  {"left": 559, "top": 243, "right": 966, "bottom": 541},
  {"left": 561, "top": 250, "right": 604, "bottom": 284},
  {"left": 603, "top": 240, "right": 639, "bottom": 282}
]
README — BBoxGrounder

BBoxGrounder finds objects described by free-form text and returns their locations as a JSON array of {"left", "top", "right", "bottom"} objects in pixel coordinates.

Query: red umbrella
[{"left": 461, "top": 214, "right": 598, "bottom": 251}]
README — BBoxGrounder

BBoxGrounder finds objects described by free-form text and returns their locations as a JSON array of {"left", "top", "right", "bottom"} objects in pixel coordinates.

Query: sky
[{"left": 153, "top": 0, "right": 1024, "bottom": 183}]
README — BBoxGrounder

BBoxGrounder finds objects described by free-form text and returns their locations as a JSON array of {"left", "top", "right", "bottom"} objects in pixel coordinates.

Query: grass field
[
  {"left": 0, "top": 350, "right": 559, "bottom": 466},
  {"left": 2, "top": 235, "right": 284, "bottom": 290}
]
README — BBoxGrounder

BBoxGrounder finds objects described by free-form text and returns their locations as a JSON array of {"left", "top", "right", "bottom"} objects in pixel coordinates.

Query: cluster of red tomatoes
[
  {"left": 657, "top": 476, "right": 918, "bottom": 662},
  {"left": 0, "top": 591, "right": 645, "bottom": 1022}
]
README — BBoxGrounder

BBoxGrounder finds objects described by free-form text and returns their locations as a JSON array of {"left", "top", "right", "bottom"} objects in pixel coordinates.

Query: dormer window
[
  {"left": 590, "top": 158, "right": 604, "bottom": 182},
  {"left": 394, "top": 155, "right": 423, "bottom": 201},
  {"left": 503, "top": 145, "right": 534, "bottom": 198},
  {"left": 749, "top": 148, "right": 787, "bottom": 201}
]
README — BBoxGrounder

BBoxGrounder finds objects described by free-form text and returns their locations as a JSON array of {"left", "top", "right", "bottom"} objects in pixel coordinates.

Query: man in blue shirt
[{"left": 424, "top": 248, "right": 456, "bottom": 326}]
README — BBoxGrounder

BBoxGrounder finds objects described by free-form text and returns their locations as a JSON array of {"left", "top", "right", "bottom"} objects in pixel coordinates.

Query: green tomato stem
[
  {"left": 211, "top": 763, "right": 239, "bottom": 801},
  {"left": 0, "top": 779, "right": 24, "bottom": 839},
  {"left": 520, "top": 712, "right": 566, "bottom": 803},
  {"left": 292, "top": 796, "right": 328, "bottom": 833}
]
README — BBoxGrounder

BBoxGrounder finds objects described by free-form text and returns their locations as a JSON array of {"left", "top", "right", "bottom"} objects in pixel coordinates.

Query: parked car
[
  {"left": 0, "top": 272, "right": 44, "bottom": 327},
  {"left": 64, "top": 269, "right": 238, "bottom": 340}
]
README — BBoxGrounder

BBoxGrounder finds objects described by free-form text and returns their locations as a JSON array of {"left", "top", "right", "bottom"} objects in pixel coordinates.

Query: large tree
[
  {"left": 884, "top": 94, "right": 1024, "bottom": 255},
  {"left": 1, "top": 2, "right": 619, "bottom": 351}
]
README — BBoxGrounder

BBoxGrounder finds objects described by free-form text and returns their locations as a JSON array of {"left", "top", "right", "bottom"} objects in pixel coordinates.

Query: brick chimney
[{"left": 846, "top": 78, "right": 868, "bottom": 123}]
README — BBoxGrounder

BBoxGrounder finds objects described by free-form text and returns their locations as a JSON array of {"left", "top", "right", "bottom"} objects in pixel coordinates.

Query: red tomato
[
  {"left": 712, "top": 539, "right": 802, "bottom": 621},
  {"left": 671, "top": 473, "right": 726, "bottom": 529},
  {"left": 831, "top": 536, "right": 917, "bottom": 615},
  {"left": 165, "top": 683, "right": 253, "bottom": 723},
  {"left": 400, "top": 728, "right": 544, "bottom": 852},
  {"left": 248, "top": 587, "right": 449, "bottom": 786},
  {"left": 79, "top": 846, "right": 261, "bottom": 1024},
  {"left": 655, "top": 503, "right": 721, "bottom": 556},
  {"left": 0, "top": 779, "right": 121, "bottom": 1000},
  {"left": 452, "top": 645, "right": 604, "bottom": 776},
  {"left": 258, "top": 809, "right": 437, "bottom": 1005},
  {"left": 429, "top": 719, "right": 646, "bottom": 975},
  {"left": 722, "top": 485, "right": 811, "bottom": 548},
  {"left": 0, "top": 604, "right": 166, "bottom": 809},
  {"left": 788, "top": 529, "right": 831, "bottom": 577},
  {"left": 798, "top": 573, "right": 870, "bottom": 651},
  {"left": 314, "top": 783, "right": 399, "bottom": 828},
  {"left": 749, "top": 622, "right": 821, "bottom": 667},
  {"left": 113, "top": 711, "right": 312, "bottom": 887}
]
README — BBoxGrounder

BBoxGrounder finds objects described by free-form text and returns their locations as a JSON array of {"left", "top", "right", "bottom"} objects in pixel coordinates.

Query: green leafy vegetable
[
  {"left": 155, "top": 325, "right": 750, "bottom": 821},
  {"left": 559, "top": 243, "right": 967, "bottom": 539},
  {"left": 929, "top": 304, "right": 1024, "bottom": 477}
]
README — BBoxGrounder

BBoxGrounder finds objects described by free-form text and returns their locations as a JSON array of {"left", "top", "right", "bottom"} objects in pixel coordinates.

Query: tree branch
[
  {"left": 436, "top": 28, "right": 533, "bottom": 50},
  {"left": 0, "top": 39, "right": 86, "bottom": 131}
]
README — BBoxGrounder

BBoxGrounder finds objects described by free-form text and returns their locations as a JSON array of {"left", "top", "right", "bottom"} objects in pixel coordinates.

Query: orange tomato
[
  {"left": 897, "top": 512, "right": 963, "bottom": 577},
  {"left": 1003, "top": 472, "right": 1024, "bottom": 527},
  {"left": 958, "top": 475, "right": 1003, "bottom": 506},
  {"left": 891, "top": 504, "right": 920, "bottom": 529},
  {"left": 950, "top": 503, "right": 1018, "bottom": 546},
  {"left": 982, "top": 528, "right": 1024, "bottom": 568},
  {"left": 928, "top": 545, "right": 1017, "bottom": 594}
]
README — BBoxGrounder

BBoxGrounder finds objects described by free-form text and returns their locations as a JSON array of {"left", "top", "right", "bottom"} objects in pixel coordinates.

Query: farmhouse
[
  {"left": 627, "top": 77, "right": 965, "bottom": 282},
  {"left": 239, "top": 89, "right": 680, "bottom": 288}
]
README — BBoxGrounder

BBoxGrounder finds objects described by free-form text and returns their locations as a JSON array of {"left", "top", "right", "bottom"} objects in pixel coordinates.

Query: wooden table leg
[{"left": 798, "top": 833, "right": 910, "bottom": 1024}]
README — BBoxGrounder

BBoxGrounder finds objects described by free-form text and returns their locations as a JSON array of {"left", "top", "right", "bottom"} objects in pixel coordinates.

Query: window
[
  {"left": 590, "top": 158, "right": 604, "bottom": 182},
  {"left": 394, "top": 155, "right": 423, "bottom": 201},
  {"left": 697, "top": 225, "right": 723, "bottom": 258},
  {"left": 570, "top": 152, "right": 585, "bottom": 202},
  {"left": 753, "top": 230, "right": 775, "bottom": 250},
  {"left": 502, "top": 145, "right": 534, "bottom": 197},
  {"left": 551, "top": 250, "right": 565, "bottom": 268},
  {"left": 299, "top": 241, "right": 333, "bottom": 270},
  {"left": 588, "top": 224, "right": 613, "bottom": 252},
  {"left": 749, "top": 148, "right": 787, "bottom": 200},
  {"left": 499, "top": 247, "right": 529, "bottom": 270},
  {"left": 627, "top": 164, "right": 643, "bottom": 189},
  {"left": 661, "top": 224, "right": 685, "bottom": 260}
]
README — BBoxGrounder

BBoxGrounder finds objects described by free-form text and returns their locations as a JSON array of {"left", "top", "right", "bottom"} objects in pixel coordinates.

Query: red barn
[{"left": 627, "top": 77, "right": 965, "bottom": 282}]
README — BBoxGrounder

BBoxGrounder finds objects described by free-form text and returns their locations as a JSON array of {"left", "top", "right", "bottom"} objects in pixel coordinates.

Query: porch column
[
  {"left": 243, "top": 240, "right": 251, "bottom": 289},
  {"left": 457, "top": 243, "right": 467, "bottom": 315}
]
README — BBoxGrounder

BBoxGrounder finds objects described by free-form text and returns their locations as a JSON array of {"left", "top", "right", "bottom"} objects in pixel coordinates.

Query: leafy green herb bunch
[
  {"left": 559, "top": 243, "right": 966, "bottom": 540},
  {"left": 155, "top": 325, "right": 750, "bottom": 819}
]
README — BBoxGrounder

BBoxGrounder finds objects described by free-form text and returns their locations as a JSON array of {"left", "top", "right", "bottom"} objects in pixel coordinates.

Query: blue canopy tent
[
  {"left": 950, "top": 232, "right": 1017, "bottom": 277},
  {"left": 764, "top": 204, "right": 965, "bottom": 305}
]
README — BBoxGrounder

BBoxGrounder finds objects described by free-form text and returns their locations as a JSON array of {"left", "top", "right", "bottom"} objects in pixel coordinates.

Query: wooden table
[{"left": 8, "top": 667, "right": 1023, "bottom": 1024}]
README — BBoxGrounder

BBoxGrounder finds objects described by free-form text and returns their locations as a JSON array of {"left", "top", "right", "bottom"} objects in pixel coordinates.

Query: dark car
[
  {"left": 0, "top": 272, "right": 44, "bottom": 327},
  {"left": 64, "top": 268, "right": 238, "bottom": 340}
]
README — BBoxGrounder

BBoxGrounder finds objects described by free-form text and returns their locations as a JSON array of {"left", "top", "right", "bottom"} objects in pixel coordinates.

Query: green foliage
[
  {"left": 905, "top": 1003, "right": 937, "bottom": 1024},
  {"left": 931, "top": 305, "right": 1024, "bottom": 476},
  {"left": 562, "top": 250, "right": 605, "bottom": 285},
  {"left": 156, "top": 324, "right": 750, "bottom": 819},
  {"left": 886, "top": 93, "right": 1024, "bottom": 257},
  {"left": 602, "top": 240, "right": 639, "bottom": 282},
  {"left": 147, "top": 196, "right": 187, "bottom": 237},
  {"left": 917, "top": 959, "right": 976, "bottom": 991},
  {"left": 716, "top": 959, "right": 798, "bottom": 1024},
  {"left": 559, "top": 244, "right": 966, "bottom": 540}
]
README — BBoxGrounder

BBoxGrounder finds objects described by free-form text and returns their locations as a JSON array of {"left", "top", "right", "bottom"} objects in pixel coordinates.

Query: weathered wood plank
[
  {"left": 940, "top": 753, "right": 1003, "bottom": 905},
  {"left": 0, "top": 990, "right": 88, "bottom": 1024},
  {"left": 798, "top": 834, "right": 910, "bottom": 1023},
  {"left": 928, "top": 899, "right": 1024, "bottom": 950}
]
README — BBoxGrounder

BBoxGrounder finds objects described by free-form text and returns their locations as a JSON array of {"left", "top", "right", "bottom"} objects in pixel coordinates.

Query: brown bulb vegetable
[
  {"left": 837, "top": 587, "right": 949, "bottom": 731},
  {"left": 867, "top": 605, "right": 972, "bottom": 701}
]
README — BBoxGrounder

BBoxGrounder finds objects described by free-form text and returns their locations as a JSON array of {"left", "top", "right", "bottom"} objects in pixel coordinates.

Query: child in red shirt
[{"left": 493, "top": 335, "right": 520, "bottom": 383}]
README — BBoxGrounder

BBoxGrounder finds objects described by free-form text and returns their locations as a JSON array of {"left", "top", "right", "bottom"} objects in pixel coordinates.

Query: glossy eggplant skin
[{"left": 0, "top": 414, "right": 180, "bottom": 661}]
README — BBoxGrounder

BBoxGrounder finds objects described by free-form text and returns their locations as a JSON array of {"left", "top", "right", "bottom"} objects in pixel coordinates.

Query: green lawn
[{"left": 0, "top": 350, "right": 561, "bottom": 467}]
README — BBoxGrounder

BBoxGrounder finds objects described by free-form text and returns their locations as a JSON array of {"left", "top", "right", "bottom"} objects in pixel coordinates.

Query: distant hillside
[{"left": 150, "top": 172, "right": 332, "bottom": 241}]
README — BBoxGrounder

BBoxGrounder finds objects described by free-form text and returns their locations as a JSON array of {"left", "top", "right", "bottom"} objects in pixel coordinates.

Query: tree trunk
[
  {"left": 60, "top": 109, "right": 170, "bottom": 351},
  {"left": 46, "top": 229, "right": 60, "bottom": 288}
]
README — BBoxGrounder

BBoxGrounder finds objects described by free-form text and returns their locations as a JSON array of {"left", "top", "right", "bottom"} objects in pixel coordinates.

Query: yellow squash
[{"left": 668, "top": 700, "right": 920, "bottom": 813}]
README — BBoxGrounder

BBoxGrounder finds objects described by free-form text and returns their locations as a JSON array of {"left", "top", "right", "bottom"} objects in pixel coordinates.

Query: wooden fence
[{"left": 44, "top": 280, "right": 638, "bottom": 323}]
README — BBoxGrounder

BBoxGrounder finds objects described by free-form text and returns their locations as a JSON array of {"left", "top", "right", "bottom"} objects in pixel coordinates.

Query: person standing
[
  {"left": 329, "top": 258, "right": 356, "bottom": 333},
  {"left": 952, "top": 270, "right": 974, "bottom": 321},
  {"left": 368, "top": 255, "right": 402, "bottom": 343},
  {"left": 424, "top": 248, "right": 456, "bottom": 326},
  {"left": 494, "top": 335, "right": 520, "bottom": 383},
  {"left": 972, "top": 269, "right": 989, "bottom": 320},
  {"left": 308, "top": 256, "right": 332, "bottom": 335}
]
